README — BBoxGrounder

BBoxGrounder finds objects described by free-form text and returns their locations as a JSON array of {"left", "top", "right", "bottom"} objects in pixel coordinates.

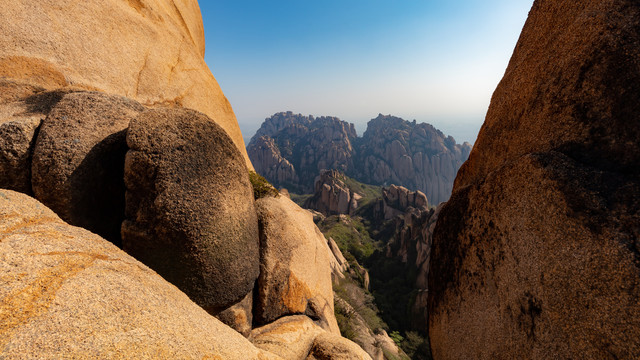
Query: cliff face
[
  {"left": 373, "top": 185, "right": 440, "bottom": 330},
  {"left": 0, "top": 0, "right": 252, "bottom": 168},
  {"left": 248, "top": 111, "right": 357, "bottom": 193},
  {"left": 357, "top": 115, "right": 471, "bottom": 205},
  {"left": 248, "top": 112, "right": 471, "bottom": 204},
  {"left": 429, "top": 1, "right": 640, "bottom": 359}
]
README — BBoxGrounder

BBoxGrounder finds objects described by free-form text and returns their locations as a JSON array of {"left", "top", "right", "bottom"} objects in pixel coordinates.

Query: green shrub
[
  {"left": 390, "top": 331, "right": 404, "bottom": 347},
  {"left": 248, "top": 171, "right": 279, "bottom": 199}
]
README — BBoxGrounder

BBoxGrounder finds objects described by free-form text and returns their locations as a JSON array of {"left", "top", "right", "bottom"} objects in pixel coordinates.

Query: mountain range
[{"left": 247, "top": 112, "right": 472, "bottom": 204}]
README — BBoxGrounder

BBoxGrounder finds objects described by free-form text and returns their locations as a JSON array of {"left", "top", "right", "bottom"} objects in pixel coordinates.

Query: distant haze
[{"left": 200, "top": 1, "right": 533, "bottom": 145}]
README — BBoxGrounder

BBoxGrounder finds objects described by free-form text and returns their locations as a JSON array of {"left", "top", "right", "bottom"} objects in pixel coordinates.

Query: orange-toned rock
[
  {"left": 250, "top": 315, "right": 371, "bottom": 360},
  {"left": 429, "top": 0, "right": 640, "bottom": 359},
  {"left": 254, "top": 196, "right": 339, "bottom": 334},
  {"left": 0, "top": 189, "right": 280, "bottom": 359},
  {"left": 0, "top": 0, "right": 252, "bottom": 167}
]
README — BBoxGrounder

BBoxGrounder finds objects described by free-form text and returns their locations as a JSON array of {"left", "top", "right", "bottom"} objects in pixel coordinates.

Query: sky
[{"left": 200, "top": 1, "right": 533, "bottom": 145}]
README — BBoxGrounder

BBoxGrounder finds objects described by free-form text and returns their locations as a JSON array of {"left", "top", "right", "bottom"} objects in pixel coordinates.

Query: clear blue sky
[{"left": 200, "top": 1, "right": 533, "bottom": 144}]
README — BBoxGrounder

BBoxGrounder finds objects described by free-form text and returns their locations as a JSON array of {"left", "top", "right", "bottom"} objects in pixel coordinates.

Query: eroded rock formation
[
  {"left": 248, "top": 112, "right": 471, "bottom": 204},
  {"left": 429, "top": 1, "right": 640, "bottom": 359},
  {"left": 248, "top": 112, "right": 357, "bottom": 193},
  {"left": 358, "top": 115, "right": 471, "bottom": 205},
  {"left": 304, "top": 170, "right": 362, "bottom": 216},
  {"left": 374, "top": 185, "right": 442, "bottom": 329}
]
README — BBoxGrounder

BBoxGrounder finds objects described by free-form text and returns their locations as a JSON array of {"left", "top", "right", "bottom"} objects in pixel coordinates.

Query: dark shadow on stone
[{"left": 70, "top": 129, "right": 128, "bottom": 247}]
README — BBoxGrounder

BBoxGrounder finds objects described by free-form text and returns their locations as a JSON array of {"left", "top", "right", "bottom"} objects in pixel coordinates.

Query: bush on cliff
[{"left": 249, "top": 171, "right": 279, "bottom": 199}]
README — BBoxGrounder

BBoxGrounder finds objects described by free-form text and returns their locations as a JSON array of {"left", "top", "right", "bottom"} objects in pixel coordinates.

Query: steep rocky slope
[
  {"left": 429, "top": 0, "right": 640, "bottom": 359},
  {"left": 248, "top": 112, "right": 471, "bottom": 204}
]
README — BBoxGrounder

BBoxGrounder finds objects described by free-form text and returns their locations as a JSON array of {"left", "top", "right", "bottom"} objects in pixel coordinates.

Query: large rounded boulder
[
  {"left": 32, "top": 91, "right": 144, "bottom": 245},
  {"left": 122, "top": 108, "right": 259, "bottom": 312}
]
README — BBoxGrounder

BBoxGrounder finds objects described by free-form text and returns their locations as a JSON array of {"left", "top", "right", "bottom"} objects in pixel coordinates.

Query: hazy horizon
[{"left": 200, "top": 1, "right": 533, "bottom": 145}]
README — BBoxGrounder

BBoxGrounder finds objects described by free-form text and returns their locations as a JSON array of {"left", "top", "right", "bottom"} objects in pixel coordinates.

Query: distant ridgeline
[{"left": 247, "top": 111, "right": 472, "bottom": 204}]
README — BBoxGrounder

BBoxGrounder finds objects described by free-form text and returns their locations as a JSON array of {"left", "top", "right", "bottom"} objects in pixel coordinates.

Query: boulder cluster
[{"left": 0, "top": 1, "right": 371, "bottom": 359}]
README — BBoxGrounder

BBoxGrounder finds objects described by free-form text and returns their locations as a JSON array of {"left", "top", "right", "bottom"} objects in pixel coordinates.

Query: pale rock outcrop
[
  {"left": 307, "top": 332, "right": 372, "bottom": 360},
  {"left": 327, "top": 237, "right": 349, "bottom": 281},
  {"left": 32, "top": 91, "right": 145, "bottom": 245},
  {"left": 0, "top": 189, "right": 280, "bottom": 360},
  {"left": 250, "top": 315, "right": 371, "bottom": 360},
  {"left": 254, "top": 196, "right": 340, "bottom": 334},
  {"left": 374, "top": 184, "right": 428, "bottom": 221},
  {"left": 251, "top": 315, "right": 326, "bottom": 360},
  {"left": 304, "top": 170, "right": 361, "bottom": 216},
  {"left": 0, "top": 0, "right": 252, "bottom": 167},
  {"left": 122, "top": 108, "right": 259, "bottom": 312},
  {"left": 429, "top": 0, "right": 640, "bottom": 359},
  {"left": 247, "top": 135, "right": 299, "bottom": 187}
]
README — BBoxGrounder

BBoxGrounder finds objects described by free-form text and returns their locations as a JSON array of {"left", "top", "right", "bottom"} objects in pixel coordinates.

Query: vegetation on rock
[{"left": 249, "top": 171, "right": 279, "bottom": 199}]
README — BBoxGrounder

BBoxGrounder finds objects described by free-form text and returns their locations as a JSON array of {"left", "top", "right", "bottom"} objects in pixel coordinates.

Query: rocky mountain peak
[{"left": 248, "top": 112, "right": 471, "bottom": 204}]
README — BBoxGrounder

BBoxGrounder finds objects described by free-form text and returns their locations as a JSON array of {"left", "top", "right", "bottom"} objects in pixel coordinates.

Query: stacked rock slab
[
  {"left": 429, "top": 1, "right": 640, "bottom": 359},
  {"left": 32, "top": 92, "right": 145, "bottom": 245},
  {"left": 122, "top": 108, "right": 259, "bottom": 312},
  {"left": 254, "top": 195, "right": 340, "bottom": 334},
  {"left": 0, "top": 190, "right": 280, "bottom": 360},
  {"left": 0, "top": 0, "right": 252, "bottom": 168}
]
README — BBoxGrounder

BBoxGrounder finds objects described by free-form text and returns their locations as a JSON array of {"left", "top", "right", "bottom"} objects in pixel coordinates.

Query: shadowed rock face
[
  {"left": 0, "top": 80, "right": 72, "bottom": 194},
  {"left": 32, "top": 91, "right": 145, "bottom": 246},
  {"left": 122, "top": 108, "right": 259, "bottom": 312},
  {"left": 429, "top": 1, "right": 640, "bottom": 359}
]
